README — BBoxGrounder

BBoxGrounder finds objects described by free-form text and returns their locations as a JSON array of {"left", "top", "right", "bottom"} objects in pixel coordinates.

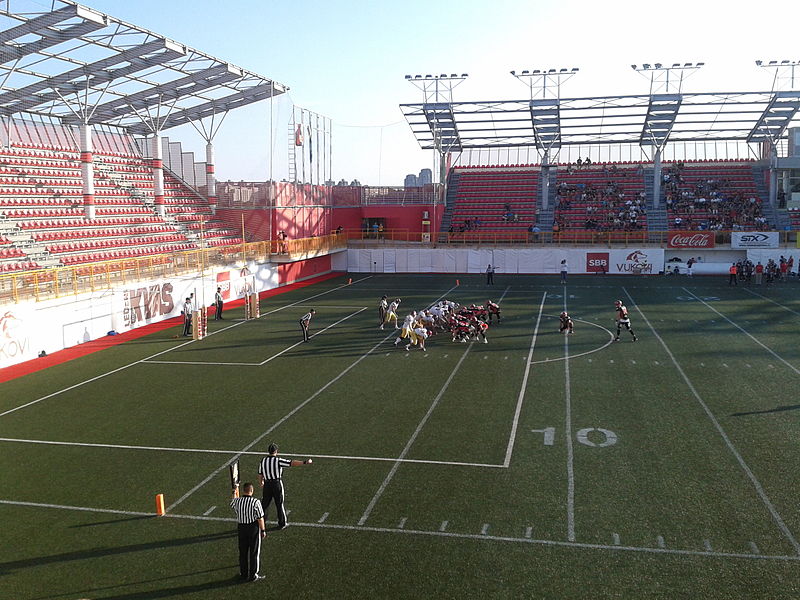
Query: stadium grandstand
[{"left": 4, "top": 2, "right": 800, "bottom": 598}]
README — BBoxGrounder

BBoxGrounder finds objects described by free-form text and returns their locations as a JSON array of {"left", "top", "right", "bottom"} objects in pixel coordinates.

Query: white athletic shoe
[{"left": 483, "top": 339, "right": 488, "bottom": 344}]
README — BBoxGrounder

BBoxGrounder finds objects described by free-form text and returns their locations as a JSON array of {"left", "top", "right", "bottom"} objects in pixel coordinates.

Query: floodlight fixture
[
  {"left": 522, "top": 70, "right": 530, "bottom": 75},
  {"left": 756, "top": 59, "right": 800, "bottom": 91},
  {"left": 405, "top": 75, "right": 412, "bottom": 79},
  {"left": 510, "top": 70, "right": 516, "bottom": 75},
  {"left": 440, "top": 73, "right": 447, "bottom": 78},
  {"left": 571, "top": 68, "right": 579, "bottom": 72},
  {"left": 631, "top": 64, "right": 637, "bottom": 70},
  {"left": 451, "top": 73, "right": 458, "bottom": 77},
  {"left": 672, "top": 63, "right": 680, "bottom": 67},
  {"left": 655, "top": 63, "right": 662, "bottom": 68},
  {"left": 643, "top": 63, "right": 651, "bottom": 69},
  {"left": 533, "top": 69, "right": 540, "bottom": 74},
  {"left": 462, "top": 73, "right": 468, "bottom": 77},
  {"left": 548, "top": 68, "right": 556, "bottom": 73}
]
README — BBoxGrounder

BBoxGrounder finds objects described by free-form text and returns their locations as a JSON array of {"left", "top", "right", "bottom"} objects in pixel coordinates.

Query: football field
[{"left": 1, "top": 273, "right": 799, "bottom": 599}]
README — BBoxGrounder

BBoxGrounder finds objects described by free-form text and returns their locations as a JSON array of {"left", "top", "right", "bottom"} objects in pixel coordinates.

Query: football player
[
  {"left": 559, "top": 311, "right": 574, "bottom": 335},
  {"left": 614, "top": 300, "right": 637, "bottom": 342}
]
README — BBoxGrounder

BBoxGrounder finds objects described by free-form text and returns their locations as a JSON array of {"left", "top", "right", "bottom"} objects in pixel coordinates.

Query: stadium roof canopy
[
  {"left": 401, "top": 90, "right": 800, "bottom": 152},
  {"left": 0, "top": 0, "right": 288, "bottom": 135}
]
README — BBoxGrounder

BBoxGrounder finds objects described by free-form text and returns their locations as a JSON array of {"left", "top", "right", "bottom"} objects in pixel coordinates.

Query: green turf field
[{"left": 1, "top": 272, "right": 799, "bottom": 599}]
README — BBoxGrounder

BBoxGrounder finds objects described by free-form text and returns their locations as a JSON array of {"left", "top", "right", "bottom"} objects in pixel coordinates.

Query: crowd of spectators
[
  {"left": 663, "top": 163, "right": 767, "bottom": 231},
  {"left": 552, "top": 174, "right": 647, "bottom": 232}
]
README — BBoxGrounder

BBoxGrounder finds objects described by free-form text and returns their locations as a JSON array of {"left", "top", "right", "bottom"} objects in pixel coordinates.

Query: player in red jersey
[
  {"left": 613, "top": 300, "right": 637, "bottom": 342},
  {"left": 485, "top": 300, "right": 501, "bottom": 324}
]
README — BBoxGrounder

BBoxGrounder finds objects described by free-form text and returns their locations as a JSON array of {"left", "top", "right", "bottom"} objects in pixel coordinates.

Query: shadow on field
[
  {"left": 31, "top": 566, "right": 238, "bottom": 600},
  {"left": 732, "top": 404, "right": 800, "bottom": 417},
  {"left": 70, "top": 515, "right": 152, "bottom": 527},
  {"left": 0, "top": 530, "right": 232, "bottom": 575}
]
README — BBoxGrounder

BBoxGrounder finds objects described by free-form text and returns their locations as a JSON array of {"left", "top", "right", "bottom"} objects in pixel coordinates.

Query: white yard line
[
  {"left": 2, "top": 498, "right": 798, "bottom": 562},
  {"left": 168, "top": 285, "right": 461, "bottom": 513},
  {"left": 741, "top": 288, "right": 800, "bottom": 317},
  {"left": 625, "top": 287, "right": 800, "bottom": 556},
  {"left": 0, "top": 437, "right": 502, "bottom": 468},
  {"left": 145, "top": 307, "right": 368, "bottom": 367},
  {"left": 0, "top": 277, "right": 372, "bottom": 419},
  {"left": 682, "top": 288, "right": 800, "bottom": 377},
  {"left": 503, "top": 292, "right": 547, "bottom": 467},
  {"left": 357, "top": 343, "right": 473, "bottom": 526},
  {"left": 563, "top": 292, "right": 576, "bottom": 543}
]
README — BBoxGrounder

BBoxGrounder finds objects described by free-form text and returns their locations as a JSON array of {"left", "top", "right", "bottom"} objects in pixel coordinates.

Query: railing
[
  {"left": 343, "top": 228, "right": 798, "bottom": 247},
  {"left": 0, "top": 234, "right": 345, "bottom": 304}
]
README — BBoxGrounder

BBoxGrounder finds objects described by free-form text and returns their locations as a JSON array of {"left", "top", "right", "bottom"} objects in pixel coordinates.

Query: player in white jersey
[
  {"left": 395, "top": 312, "right": 417, "bottom": 346},
  {"left": 380, "top": 299, "right": 401, "bottom": 330},
  {"left": 406, "top": 326, "right": 429, "bottom": 351}
]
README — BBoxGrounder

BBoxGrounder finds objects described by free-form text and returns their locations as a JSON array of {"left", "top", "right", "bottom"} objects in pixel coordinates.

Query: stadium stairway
[
  {"left": 439, "top": 171, "right": 460, "bottom": 237},
  {"left": 645, "top": 167, "right": 668, "bottom": 240},
  {"left": 751, "top": 164, "right": 790, "bottom": 231},
  {"left": 535, "top": 168, "right": 558, "bottom": 230}
]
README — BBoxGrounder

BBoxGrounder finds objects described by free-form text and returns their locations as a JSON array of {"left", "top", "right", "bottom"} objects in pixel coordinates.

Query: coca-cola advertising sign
[{"left": 667, "top": 232, "right": 715, "bottom": 249}]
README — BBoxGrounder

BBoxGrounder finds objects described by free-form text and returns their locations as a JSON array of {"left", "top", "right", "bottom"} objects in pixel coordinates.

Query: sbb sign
[
  {"left": 667, "top": 232, "right": 715, "bottom": 248},
  {"left": 586, "top": 252, "right": 609, "bottom": 273}
]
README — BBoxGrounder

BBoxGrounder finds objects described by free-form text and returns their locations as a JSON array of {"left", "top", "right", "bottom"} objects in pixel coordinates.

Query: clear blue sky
[{"left": 81, "top": 0, "right": 800, "bottom": 185}]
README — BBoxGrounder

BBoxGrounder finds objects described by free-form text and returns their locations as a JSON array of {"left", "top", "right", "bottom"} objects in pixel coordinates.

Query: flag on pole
[
  {"left": 295, "top": 124, "right": 304, "bottom": 146},
  {"left": 308, "top": 124, "right": 313, "bottom": 162}
]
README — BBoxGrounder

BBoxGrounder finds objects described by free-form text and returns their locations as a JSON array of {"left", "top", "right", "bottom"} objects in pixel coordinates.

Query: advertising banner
[
  {"left": 667, "top": 231, "right": 715, "bottom": 249},
  {"left": 731, "top": 232, "right": 779, "bottom": 249}
]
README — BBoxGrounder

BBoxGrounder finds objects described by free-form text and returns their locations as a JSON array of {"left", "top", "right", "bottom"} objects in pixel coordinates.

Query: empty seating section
[
  {"left": 448, "top": 169, "right": 538, "bottom": 235},
  {"left": 0, "top": 143, "right": 242, "bottom": 271},
  {"left": 553, "top": 165, "right": 647, "bottom": 240},
  {"left": 662, "top": 162, "right": 766, "bottom": 230}
]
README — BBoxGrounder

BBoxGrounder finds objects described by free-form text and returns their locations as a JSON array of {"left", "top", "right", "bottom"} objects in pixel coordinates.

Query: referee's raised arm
[{"left": 258, "top": 442, "right": 313, "bottom": 530}]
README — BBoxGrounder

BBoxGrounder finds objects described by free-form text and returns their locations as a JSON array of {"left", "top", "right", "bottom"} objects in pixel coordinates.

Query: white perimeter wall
[
  {"left": 345, "top": 247, "right": 666, "bottom": 276},
  {"left": 0, "top": 261, "right": 281, "bottom": 369}
]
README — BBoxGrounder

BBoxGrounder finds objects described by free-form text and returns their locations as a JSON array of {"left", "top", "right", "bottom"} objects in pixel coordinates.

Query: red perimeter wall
[
  {"left": 218, "top": 205, "right": 442, "bottom": 241},
  {"left": 277, "top": 254, "right": 333, "bottom": 284}
]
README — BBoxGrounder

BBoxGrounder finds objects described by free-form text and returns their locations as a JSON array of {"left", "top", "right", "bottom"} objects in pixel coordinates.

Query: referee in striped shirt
[
  {"left": 259, "top": 443, "right": 313, "bottom": 529},
  {"left": 299, "top": 308, "right": 316, "bottom": 342},
  {"left": 230, "top": 482, "right": 266, "bottom": 582}
]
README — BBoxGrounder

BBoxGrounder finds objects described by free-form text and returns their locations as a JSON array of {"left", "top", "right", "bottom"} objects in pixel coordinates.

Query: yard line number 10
[{"left": 531, "top": 427, "right": 618, "bottom": 447}]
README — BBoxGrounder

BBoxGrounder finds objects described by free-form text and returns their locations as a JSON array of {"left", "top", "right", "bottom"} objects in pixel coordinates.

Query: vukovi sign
[{"left": 667, "top": 231, "right": 715, "bottom": 249}]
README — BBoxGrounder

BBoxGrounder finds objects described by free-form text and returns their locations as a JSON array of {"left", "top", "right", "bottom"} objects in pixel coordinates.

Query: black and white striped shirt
[
  {"left": 259, "top": 456, "right": 292, "bottom": 480},
  {"left": 300, "top": 312, "right": 313, "bottom": 325},
  {"left": 230, "top": 496, "right": 264, "bottom": 524}
]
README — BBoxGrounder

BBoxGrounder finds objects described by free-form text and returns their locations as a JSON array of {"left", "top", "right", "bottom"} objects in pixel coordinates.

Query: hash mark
[
  {"left": 613, "top": 533, "right": 620, "bottom": 546},
  {"left": 481, "top": 523, "right": 490, "bottom": 535},
  {"left": 722, "top": 363, "right": 729, "bottom": 368},
  {"left": 654, "top": 361, "right": 660, "bottom": 365},
  {"left": 768, "top": 364, "right": 775, "bottom": 369},
  {"left": 397, "top": 517, "right": 407, "bottom": 529},
  {"left": 318, "top": 512, "right": 329, "bottom": 523},
  {"left": 703, "top": 539, "right": 713, "bottom": 552},
  {"left": 749, "top": 541, "right": 761, "bottom": 554},
  {"left": 609, "top": 360, "right": 614, "bottom": 364},
  {"left": 630, "top": 360, "right": 636, "bottom": 365},
  {"left": 203, "top": 506, "right": 216, "bottom": 516},
  {"left": 657, "top": 536, "right": 666, "bottom": 549},
  {"left": 525, "top": 527, "right": 532, "bottom": 539},
  {"left": 439, "top": 520, "right": 449, "bottom": 532}
]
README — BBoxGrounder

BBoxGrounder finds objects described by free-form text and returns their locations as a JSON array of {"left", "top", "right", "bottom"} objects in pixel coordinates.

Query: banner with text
[
  {"left": 667, "top": 231, "right": 715, "bottom": 249},
  {"left": 731, "top": 232, "right": 779, "bottom": 249}
]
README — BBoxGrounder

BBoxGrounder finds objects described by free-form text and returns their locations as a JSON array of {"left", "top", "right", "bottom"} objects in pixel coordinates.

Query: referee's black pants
[
  {"left": 300, "top": 321, "right": 310, "bottom": 342},
  {"left": 262, "top": 479, "right": 287, "bottom": 527},
  {"left": 237, "top": 521, "right": 261, "bottom": 579}
]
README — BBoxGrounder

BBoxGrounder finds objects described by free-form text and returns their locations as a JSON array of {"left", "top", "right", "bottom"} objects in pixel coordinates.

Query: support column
[
  {"left": 80, "top": 124, "right": 95, "bottom": 219},
  {"left": 652, "top": 148, "right": 663, "bottom": 208},
  {"left": 151, "top": 133, "right": 165, "bottom": 217},
  {"left": 782, "top": 169, "right": 790, "bottom": 208},
  {"left": 205, "top": 142, "right": 216, "bottom": 215}
]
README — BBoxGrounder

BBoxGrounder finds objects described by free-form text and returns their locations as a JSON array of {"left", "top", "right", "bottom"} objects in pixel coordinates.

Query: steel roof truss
[
  {"left": 529, "top": 98, "right": 560, "bottom": 150},
  {"left": 640, "top": 93, "right": 681, "bottom": 148},
  {"left": 423, "top": 102, "right": 461, "bottom": 151},
  {"left": 746, "top": 91, "right": 800, "bottom": 143}
]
